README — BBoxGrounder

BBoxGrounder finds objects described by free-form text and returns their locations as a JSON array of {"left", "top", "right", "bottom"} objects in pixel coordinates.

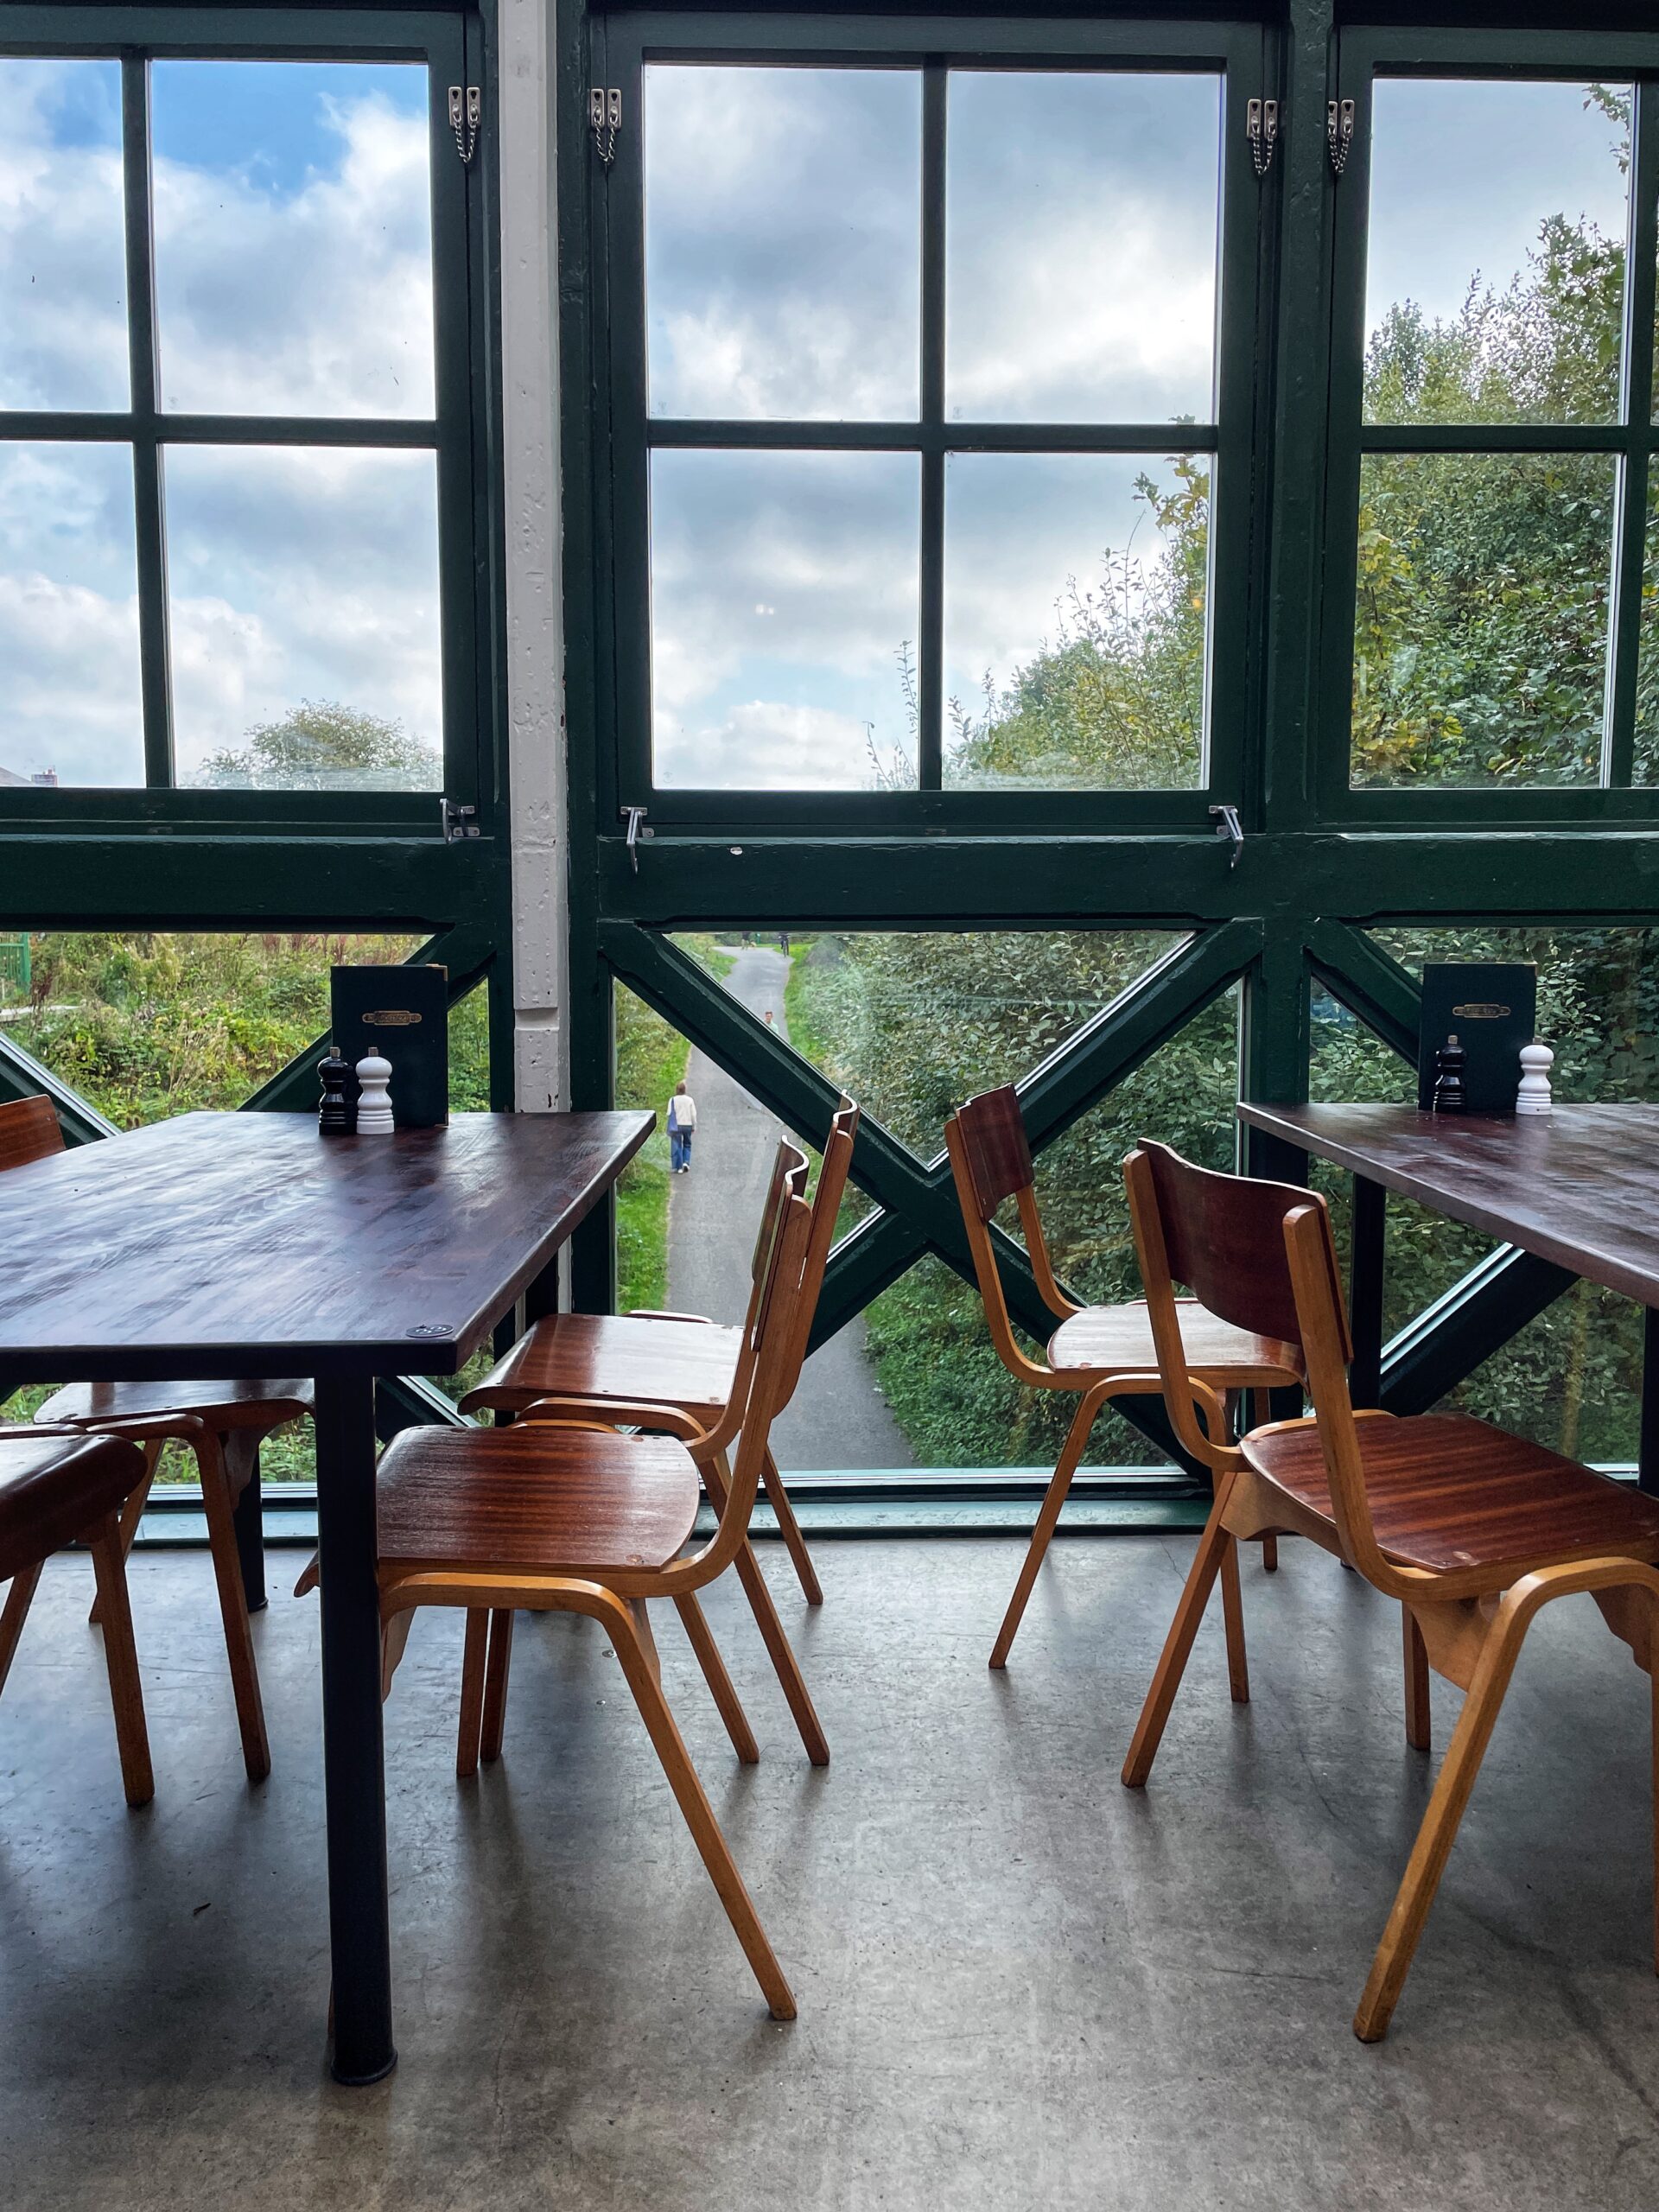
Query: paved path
[{"left": 666, "top": 944, "right": 912, "bottom": 1471}]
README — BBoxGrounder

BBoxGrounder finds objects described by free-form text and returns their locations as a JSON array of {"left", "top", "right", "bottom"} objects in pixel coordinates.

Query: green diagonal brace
[
  {"left": 0, "top": 1028, "right": 120, "bottom": 1145},
  {"left": 1304, "top": 918, "right": 1421, "bottom": 1065}
]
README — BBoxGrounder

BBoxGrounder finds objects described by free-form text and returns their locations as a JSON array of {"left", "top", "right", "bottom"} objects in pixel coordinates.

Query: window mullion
[
  {"left": 1607, "top": 78, "right": 1659, "bottom": 789},
  {"left": 917, "top": 61, "right": 946, "bottom": 795},
  {"left": 122, "top": 54, "right": 174, "bottom": 791}
]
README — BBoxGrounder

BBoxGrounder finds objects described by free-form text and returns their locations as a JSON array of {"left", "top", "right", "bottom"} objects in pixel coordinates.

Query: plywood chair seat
[
  {"left": 1243, "top": 1412, "right": 1659, "bottom": 1581},
  {"left": 1048, "top": 1299, "right": 1299, "bottom": 1389},
  {"left": 376, "top": 1423, "right": 701, "bottom": 1581},
  {"left": 37, "top": 1376, "right": 315, "bottom": 1434},
  {"left": 461, "top": 1312, "right": 740, "bottom": 1427}
]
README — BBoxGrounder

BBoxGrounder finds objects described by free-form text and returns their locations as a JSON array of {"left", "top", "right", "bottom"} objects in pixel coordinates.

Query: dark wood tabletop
[
  {"left": 0, "top": 1109, "right": 653, "bottom": 1382},
  {"left": 1237, "top": 1102, "right": 1659, "bottom": 1309}
]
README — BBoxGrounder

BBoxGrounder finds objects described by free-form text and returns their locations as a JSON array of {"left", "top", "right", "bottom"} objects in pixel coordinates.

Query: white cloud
[{"left": 655, "top": 699, "right": 885, "bottom": 791}]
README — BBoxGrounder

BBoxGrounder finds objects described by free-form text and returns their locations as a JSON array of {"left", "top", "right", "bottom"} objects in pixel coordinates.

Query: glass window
[{"left": 165, "top": 446, "right": 442, "bottom": 791}]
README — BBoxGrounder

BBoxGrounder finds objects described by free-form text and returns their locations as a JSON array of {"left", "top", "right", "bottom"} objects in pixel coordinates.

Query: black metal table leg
[
  {"left": 230, "top": 1438, "right": 267, "bottom": 1613},
  {"left": 1642, "top": 1308, "right": 1659, "bottom": 1497},
  {"left": 314, "top": 1372, "right": 396, "bottom": 2085},
  {"left": 1350, "top": 1173, "right": 1387, "bottom": 1409}
]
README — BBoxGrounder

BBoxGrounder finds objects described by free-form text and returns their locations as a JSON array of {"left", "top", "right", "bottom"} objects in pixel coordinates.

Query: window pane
[
  {"left": 165, "top": 447, "right": 442, "bottom": 790},
  {"left": 645, "top": 65, "right": 920, "bottom": 422},
  {"left": 650, "top": 449, "right": 919, "bottom": 790},
  {"left": 1634, "top": 479, "right": 1659, "bottom": 785},
  {"left": 1365, "top": 79, "right": 1630, "bottom": 428},
  {"left": 0, "top": 443, "right": 143, "bottom": 788},
  {"left": 946, "top": 72, "right": 1220, "bottom": 425},
  {"left": 944, "top": 453, "right": 1208, "bottom": 790},
  {"left": 151, "top": 61, "right": 435, "bottom": 419},
  {"left": 1351, "top": 450, "right": 1613, "bottom": 787},
  {"left": 0, "top": 60, "right": 128, "bottom": 410}
]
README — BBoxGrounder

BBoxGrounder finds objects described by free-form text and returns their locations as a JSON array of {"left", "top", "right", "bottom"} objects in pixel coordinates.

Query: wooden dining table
[
  {"left": 1238, "top": 1102, "right": 1659, "bottom": 1493},
  {"left": 0, "top": 1106, "right": 651, "bottom": 2083}
]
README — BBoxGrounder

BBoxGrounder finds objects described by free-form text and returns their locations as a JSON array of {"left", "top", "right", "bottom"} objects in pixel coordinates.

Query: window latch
[
  {"left": 1246, "top": 99, "right": 1278, "bottom": 178},
  {"left": 440, "top": 798, "right": 480, "bottom": 843},
  {"left": 448, "top": 86, "right": 481, "bottom": 166},
  {"left": 1327, "top": 98, "right": 1356, "bottom": 177},
  {"left": 1209, "top": 804, "right": 1244, "bottom": 868},
  {"left": 589, "top": 87, "right": 622, "bottom": 168},
  {"left": 621, "top": 804, "right": 653, "bottom": 873}
]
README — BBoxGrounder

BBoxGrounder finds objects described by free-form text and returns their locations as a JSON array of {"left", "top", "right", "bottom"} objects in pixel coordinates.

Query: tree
[{"left": 194, "top": 701, "right": 439, "bottom": 791}]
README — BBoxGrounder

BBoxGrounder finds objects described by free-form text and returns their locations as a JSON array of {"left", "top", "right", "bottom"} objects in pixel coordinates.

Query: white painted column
[{"left": 497, "top": 0, "right": 567, "bottom": 1112}]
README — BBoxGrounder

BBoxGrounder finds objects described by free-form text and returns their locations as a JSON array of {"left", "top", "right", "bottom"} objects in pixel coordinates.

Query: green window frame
[
  {"left": 0, "top": 4, "right": 487, "bottom": 836},
  {"left": 588, "top": 9, "right": 1272, "bottom": 835},
  {"left": 1321, "top": 26, "right": 1659, "bottom": 826}
]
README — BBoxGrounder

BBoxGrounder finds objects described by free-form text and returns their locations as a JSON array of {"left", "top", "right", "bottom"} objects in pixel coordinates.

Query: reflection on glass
[
  {"left": 1351, "top": 450, "right": 1613, "bottom": 785},
  {"left": 650, "top": 449, "right": 919, "bottom": 789},
  {"left": 645, "top": 65, "right": 920, "bottom": 422},
  {"left": 0, "top": 443, "right": 143, "bottom": 787},
  {"left": 943, "top": 452, "right": 1208, "bottom": 789},
  {"left": 164, "top": 446, "right": 442, "bottom": 789},
  {"left": 152, "top": 61, "right": 435, "bottom": 418},
  {"left": 0, "top": 60, "right": 128, "bottom": 410},
  {"left": 946, "top": 71, "right": 1220, "bottom": 425},
  {"left": 1365, "top": 79, "right": 1630, "bottom": 427}
]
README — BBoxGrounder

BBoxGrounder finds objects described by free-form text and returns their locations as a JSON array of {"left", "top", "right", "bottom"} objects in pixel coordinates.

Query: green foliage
[
  {"left": 611, "top": 938, "right": 728, "bottom": 1313},
  {"left": 194, "top": 701, "right": 440, "bottom": 791}
]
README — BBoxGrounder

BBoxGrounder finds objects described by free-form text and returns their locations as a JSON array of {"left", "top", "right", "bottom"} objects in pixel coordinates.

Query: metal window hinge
[
  {"left": 1327, "top": 98, "right": 1356, "bottom": 177},
  {"left": 621, "top": 804, "right": 653, "bottom": 873},
  {"left": 448, "top": 85, "right": 481, "bottom": 165},
  {"left": 440, "top": 798, "right": 480, "bottom": 842},
  {"left": 1246, "top": 98, "right": 1279, "bottom": 178},
  {"left": 1209, "top": 804, "right": 1244, "bottom": 868},
  {"left": 590, "top": 86, "right": 621, "bottom": 168}
]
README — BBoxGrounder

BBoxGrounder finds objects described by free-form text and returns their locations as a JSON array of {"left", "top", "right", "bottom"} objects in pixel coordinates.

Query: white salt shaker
[
  {"left": 355, "top": 1050, "right": 395, "bottom": 1135},
  {"left": 1516, "top": 1040, "right": 1554, "bottom": 1117}
]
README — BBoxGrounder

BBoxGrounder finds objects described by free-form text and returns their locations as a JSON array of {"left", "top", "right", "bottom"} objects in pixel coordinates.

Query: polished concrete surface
[{"left": 3, "top": 1535, "right": 1658, "bottom": 2209}]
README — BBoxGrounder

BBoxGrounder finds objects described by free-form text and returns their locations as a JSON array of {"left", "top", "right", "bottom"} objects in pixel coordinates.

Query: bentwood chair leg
[
  {"left": 1403, "top": 1609, "right": 1432, "bottom": 1753},
  {"left": 604, "top": 1598, "right": 795, "bottom": 2019},
  {"left": 87, "top": 1512, "right": 154, "bottom": 1808},
  {"left": 709, "top": 1452, "right": 829, "bottom": 1767},
  {"left": 1260, "top": 1535, "right": 1279, "bottom": 1573},
  {"left": 0, "top": 1560, "right": 44, "bottom": 1699},
  {"left": 88, "top": 1440, "right": 162, "bottom": 1626},
  {"left": 762, "top": 1446, "right": 823, "bottom": 1607},
  {"left": 1246, "top": 1396, "right": 1278, "bottom": 1573},
  {"left": 990, "top": 1385, "right": 1109, "bottom": 1670},
  {"left": 195, "top": 1433, "right": 270, "bottom": 1783},
  {"left": 456, "top": 1609, "right": 489, "bottom": 1778},
  {"left": 480, "top": 1609, "right": 515, "bottom": 1763},
  {"left": 1122, "top": 1496, "right": 1235, "bottom": 1789},
  {"left": 1354, "top": 1606, "right": 1529, "bottom": 2043},
  {"left": 1219, "top": 1537, "right": 1249, "bottom": 1705},
  {"left": 674, "top": 1592, "right": 760, "bottom": 1764}
]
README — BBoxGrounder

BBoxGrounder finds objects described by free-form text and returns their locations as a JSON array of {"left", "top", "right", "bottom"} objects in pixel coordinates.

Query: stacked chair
[
  {"left": 944, "top": 1086, "right": 1300, "bottom": 1670},
  {"left": 452, "top": 1097, "right": 859, "bottom": 1770},
  {"left": 1120, "top": 1138, "right": 1659, "bottom": 2040},
  {"left": 372, "top": 1142, "right": 822, "bottom": 2017},
  {"left": 4, "top": 1092, "right": 311, "bottom": 1782}
]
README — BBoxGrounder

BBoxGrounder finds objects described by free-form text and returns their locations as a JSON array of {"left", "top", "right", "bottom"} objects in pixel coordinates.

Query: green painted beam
[
  {"left": 1380, "top": 1245, "right": 1577, "bottom": 1416},
  {"left": 0, "top": 1029, "right": 119, "bottom": 1146},
  {"left": 1305, "top": 918, "right": 1421, "bottom": 1064}
]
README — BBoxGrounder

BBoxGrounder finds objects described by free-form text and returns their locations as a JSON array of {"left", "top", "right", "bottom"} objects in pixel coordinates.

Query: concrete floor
[{"left": 3, "top": 1535, "right": 1659, "bottom": 2209}]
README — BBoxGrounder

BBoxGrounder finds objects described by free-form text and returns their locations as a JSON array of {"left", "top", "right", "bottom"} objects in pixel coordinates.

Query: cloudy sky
[{"left": 0, "top": 57, "right": 440, "bottom": 788}]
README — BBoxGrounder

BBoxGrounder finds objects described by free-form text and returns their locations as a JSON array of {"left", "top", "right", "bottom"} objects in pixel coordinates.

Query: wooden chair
[
  {"left": 452, "top": 1104, "right": 859, "bottom": 1770},
  {"left": 944, "top": 1087, "right": 1300, "bottom": 1669},
  {"left": 370, "top": 1153, "right": 821, "bottom": 2018},
  {"left": 4, "top": 1092, "right": 306, "bottom": 1781},
  {"left": 1, "top": 1423, "right": 155, "bottom": 1805},
  {"left": 1120, "top": 1138, "right": 1659, "bottom": 2041}
]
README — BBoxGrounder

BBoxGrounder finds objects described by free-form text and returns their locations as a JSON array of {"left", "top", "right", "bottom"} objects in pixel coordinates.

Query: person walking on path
[{"left": 667, "top": 1079, "right": 697, "bottom": 1173}]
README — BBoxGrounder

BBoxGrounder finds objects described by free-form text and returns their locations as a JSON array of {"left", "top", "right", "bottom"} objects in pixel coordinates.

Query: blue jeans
[{"left": 670, "top": 1127, "right": 691, "bottom": 1172}]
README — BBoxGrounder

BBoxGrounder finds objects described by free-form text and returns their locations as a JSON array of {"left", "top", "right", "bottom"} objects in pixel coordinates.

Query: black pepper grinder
[
  {"left": 1432, "top": 1032, "right": 1466, "bottom": 1115},
  {"left": 318, "top": 1043, "right": 353, "bottom": 1136}
]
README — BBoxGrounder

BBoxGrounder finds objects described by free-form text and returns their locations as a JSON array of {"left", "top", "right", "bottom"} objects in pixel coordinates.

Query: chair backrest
[
  {"left": 1124, "top": 1139, "right": 1346, "bottom": 1472},
  {"left": 774, "top": 1096, "right": 860, "bottom": 1410},
  {"left": 944, "top": 1086, "right": 1074, "bottom": 1388},
  {"left": 0, "top": 1094, "right": 65, "bottom": 1174},
  {"left": 695, "top": 1155, "right": 814, "bottom": 1580}
]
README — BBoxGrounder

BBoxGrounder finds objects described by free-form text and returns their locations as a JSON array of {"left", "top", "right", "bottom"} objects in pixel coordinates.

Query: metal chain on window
[{"left": 448, "top": 85, "right": 480, "bottom": 167}]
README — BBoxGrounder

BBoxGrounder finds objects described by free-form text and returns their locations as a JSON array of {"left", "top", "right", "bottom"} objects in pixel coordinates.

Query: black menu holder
[
  {"left": 1415, "top": 963, "right": 1536, "bottom": 1115},
  {"left": 330, "top": 963, "right": 449, "bottom": 1128}
]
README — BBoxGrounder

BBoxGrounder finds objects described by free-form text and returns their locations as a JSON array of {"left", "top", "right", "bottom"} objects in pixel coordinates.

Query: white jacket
[{"left": 668, "top": 1093, "right": 696, "bottom": 1132}]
